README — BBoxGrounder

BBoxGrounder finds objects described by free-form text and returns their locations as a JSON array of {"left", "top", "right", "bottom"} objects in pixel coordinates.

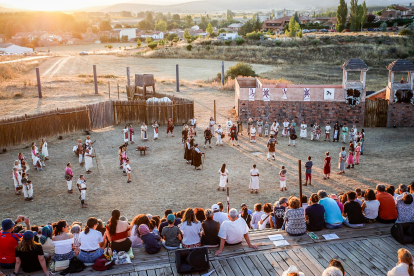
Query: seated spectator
[
  {"left": 130, "top": 214, "right": 151, "bottom": 248},
  {"left": 150, "top": 218, "right": 160, "bottom": 235},
  {"left": 152, "top": 216, "right": 161, "bottom": 235},
  {"left": 396, "top": 193, "right": 414, "bottom": 223},
  {"left": 51, "top": 220, "right": 75, "bottom": 262},
  {"left": 355, "top": 188, "right": 364, "bottom": 204},
  {"left": 273, "top": 198, "right": 288, "bottom": 229},
  {"left": 240, "top": 203, "right": 252, "bottom": 215},
  {"left": 70, "top": 224, "right": 81, "bottom": 257},
  {"left": 215, "top": 208, "right": 258, "bottom": 256},
  {"left": 0, "top": 217, "right": 29, "bottom": 269},
  {"left": 39, "top": 225, "right": 54, "bottom": 258},
  {"left": 343, "top": 191, "right": 365, "bottom": 228},
  {"left": 201, "top": 209, "right": 220, "bottom": 247},
  {"left": 328, "top": 259, "right": 345, "bottom": 275},
  {"left": 396, "top": 184, "right": 408, "bottom": 202},
  {"left": 96, "top": 219, "right": 105, "bottom": 236},
  {"left": 340, "top": 193, "right": 348, "bottom": 206},
  {"left": 376, "top": 184, "right": 398, "bottom": 223},
  {"left": 159, "top": 210, "right": 181, "bottom": 235},
  {"left": 305, "top": 193, "right": 325, "bottom": 231},
  {"left": 361, "top": 189, "right": 380, "bottom": 223},
  {"left": 322, "top": 267, "right": 343, "bottom": 276},
  {"left": 282, "top": 265, "right": 305, "bottom": 276},
  {"left": 161, "top": 214, "right": 182, "bottom": 250},
  {"left": 387, "top": 185, "right": 398, "bottom": 202},
  {"left": 283, "top": 197, "right": 306, "bottom": 236},
  {"left": 78, "top": 217, "right": 104, "bottom": 264},
  {"left": 330, "top": 194, "right": 343, "bottom": 213},
  {"left": 319, "top": 190, "right": 343, "bottom": 229},
  {"left": 258, "top": 203, "right": 273, "bottom": 229},
  {"left": 239, "top": 206, "right": 252, "bottom": 229},
  {"left": 105, "top": 209, "right": 132, "bottom": 252},
  {"left": 13, "top": 231, "right": 50, "bottom": 276},
  {"left": 212, "top": 202, "right": 229, "bottom": 226},
  {"left": 301, "top": 195, "right": 308, "bottom": 210},
  {"left": 139, "top": 224, "right": 161, "bottom": 254},
  {"left": 180, "top": 208, "right": 202, "bottom": 248},
  {"left": 387, "top": 248, "right": 414, "bottom": 276},
  {"left": 409, "top": 182, "right": 414, "bottom": 194},
  {"left": 251, "top": 203, "right": 265, "bottom": 229},
  {"left": 31, "top": 226, "right": 39, "bottom": 242},
  {"left": 194, "top": 207, "right": 206, "bottom": 223}
]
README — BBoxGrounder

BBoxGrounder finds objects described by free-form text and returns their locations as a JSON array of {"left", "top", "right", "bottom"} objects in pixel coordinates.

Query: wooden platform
[{"left": 2, "top": 223, "right": 408, "bottom": 276}]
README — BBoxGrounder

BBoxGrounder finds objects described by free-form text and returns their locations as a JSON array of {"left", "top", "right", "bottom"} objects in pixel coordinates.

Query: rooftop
[
  {"left": 387, "top": 59, "right": 414, "bottom": 71},
  {"left": 341, "top": 58, "right": 369, "bottom": 70},
  {"left": 0, "top": 43, "right": 13, "bottom": 48}
]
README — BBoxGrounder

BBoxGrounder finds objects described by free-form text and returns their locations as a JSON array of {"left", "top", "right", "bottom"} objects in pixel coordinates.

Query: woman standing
[
  {"left": 141, "top": 123, "right": 148, "bottom": 141},
  {"left": 300, "top": 121, "right": 307, "bottom": 139},
  {"left": 283, "top": 197, "right": 306, "bottom": 236},
  {"left": 337, "top": 146, "right": 346, "bottom": 175},
  {"left": 41, "top": 138, "right": 49, "bottom": 160},
  {"left": 152, "top": 121, "right": 159, "bottom": 140},
  {"left": 105, "top": 209, "right": 132, "bottom": 252},
  {"left": 333, "top": 122, "right": 340, "bottom": 142},
  {"left": 247, "top": 118, "right": 253, "bottom": 136},
  {"left": 51, "top": 220, "right": 75, "bottom": 263},
  {"left": 31, "top": 142, "right": 38, "bottom": 161},
  {"left": 387, "top": 248, "right": 414, "bottom": 276},
  {"left": 217, "top": 164, "right": 229, "bottom": 191},
  {"left": 78, "top": 217, "right": 104, "bottom": 264},
  {"left": 129, "top": 124, "right": 135, "bottom": 144},
  {"left": 323, "top": 152, "right": 331, "bottom": 179},
  {"left": 250, "top": 164, "right": 259, "bottom": 194},
  {"left": 347, "top": 142, "right": 355, "bottom": 169},
  {"left": 360, "top": 129, "right": 365, "bottom": 155},
  {"left": 180, "top": 208, "right": 203, "bottom": 248}
]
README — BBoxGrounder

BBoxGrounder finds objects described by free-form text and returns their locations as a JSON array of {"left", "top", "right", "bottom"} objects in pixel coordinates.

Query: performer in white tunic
[
  {"left": 33, "top": 153, "right": 43, "bottom": 171},
  {"left": 77, "top": 175, "right": 87, "bottom": 208},
  {"left": 311, "top": 125, "right": 316, "bottom": 141},
  {"left": 226, "top": 118, "right": 232, "bottom": 136},
  {"left": 249, "top": 164, "right": 260, "bottom": 194},
  {"left": 85, "top": 136, "right": 93, "bottom": 147},
  {"left": 300, "top": 121, "right": 307, "bottom": 139},
  {"left": 217, "top": 164, "right": 229, "bottom": 191},
  {"left": 209, "top": 117, "right": 215, "bottom": 135},
  {"left": 125, "top": 159, "right": 132, "bottom": 183},
  {"left": 190, "top": 117, "right": 197, "bottom": 136},
  {"left": 152, "top": 121, "right": 159, "bottom": 140},
  {"left": 31, "top": 142, "right": 38, "bottom": 161},
  {"left": 215, "top": 125, "right": 223, "bottom": 146},
  {"left": 24, "top": 180, "right": 34, "bottom": 201},
  {"left": 41, "top": 138, "right": 49, "bottom": 159},
  {"left": 250, "top": 125, "right": 257, "bottom": 143},
  {"left": 122, "top": 125, "right": 129, "bottom": 143},
  {"left": 270, "top": 121, "right": 280, "bottom": 141},
  {"left": 141, "top": 123, "right": 148, "bottom": 140},
  {"left": 282, "top": 119, "right": 290, "bottom": 137},
  {"left": 84, "top": 148, "right": 94, "bottom": 174},
  {"left": 264, "top": 121, "right": 269, "bottom": 137},
  {"left": 13, "top": 167, "right": 22, "bottom": 195},
  {"left": 324, "top": 123, "right": 331, "bottom": 141}
]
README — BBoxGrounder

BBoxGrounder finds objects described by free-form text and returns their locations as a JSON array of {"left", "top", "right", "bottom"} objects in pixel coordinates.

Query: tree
[
  {"left": 107, "top": 44, "right": 113, "bottom": 49},
  {"left": 199, "top": 16, "right": 208, "bottom": 30},
  {"left": 136, "top": 40, "right": 142, "bottom": 47},
  {"left": 72, "top": 32, "right": 82, "bottom": 39},
  {"left": 19, "top": 37, "right": 29, "bottom": 47},
  {"left": 5, "top": 21, "right": 16, "bottom": 39},
  {"left": 226, "top": 62, "right": 257, "bottom": 79},
  {"left": 227, "top": 10, "right": 234, "bottom": 21},
  {"left": 99, "top": 20, "right": 112, "bottom": 31},
  {"left": 26, "top": 43, "right": 34, "bottom": 50},
  {"left": 146, "top": 36, "right": 153, "bottom": 43},
  {"left": 285, "top": 17, "right": 300, "bottom": 37},
  {"left": 172, "top": 14, "right": 180, "bottom": 21},
  {"left": 155, "top": 20, "right": 167, "bottom": 32},
  {"left": 380, "top": 22, "right": 387, "bottom": 32},
  {"left": 114, "top": 24, "right": 122, "bottom": 28},
  {"left": 138, "top": 20, "right": 152, "bottom": 31},
  {"left": 185, "top": 15, "right": 193, "bottom": 27},
  {"left": 148, "top": 41, "right": 158, "bottom": 50},
  {"left": 367, "top": 14, "right": 376, "bottom": 22},
  {"left": 167, "top": 33, "right": 178, "bottom": 41},
  {"left": 294, "top": 12, "right": 300, "bottom": 24},
  {"left": 206, "top": 22, "right": 214, "bottom": 35},
  {"left": 336, "top": 0, "right": 348, "bottom": 32},
  {"left": 210, "top": 19, "right": 219, "bottom": 27},
  {"left": 349, "top": 0, "right": 359, "bottom": 31},
  {"left": 184, "top": 29, "right": 191, "bottom": 40},
  {"left": 253, "top": 14, "right": 262, "bottom": 31},
  {"left": 146, "top": 12, "right": 154, "bottom": 24},
  {"left": 359, "top": 1, "right": 368, "bottom": 31},
  {"left": 296, "top": 29, "right": 303, "bottom": 37}
]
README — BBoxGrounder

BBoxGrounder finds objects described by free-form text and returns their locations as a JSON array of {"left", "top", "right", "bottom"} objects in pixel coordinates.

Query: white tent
[{"left": 146, "top": 97, "right": 172, "bottom": 103}]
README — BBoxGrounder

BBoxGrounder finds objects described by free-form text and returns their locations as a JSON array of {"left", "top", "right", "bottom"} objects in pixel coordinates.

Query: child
[
  {"left": 279, "top": 166, "right": 287, "bottom": 192},
  {"left": 250, "top": 125, "right": 256, "bottom": 143},
  {"left": 125, "top": 159, "right": 132, "bottom": 183},
  {"left": 24, "top": 180, "right": 34, "bottom": 201},
  {"left": 349, "top": 126, "right": 355, "bottom": 144},
  {"left": 324, "top": 123, "right": 331, "bottom": 141},
  {"left": 304, "top": 156, "right": 312, "bottom": 186},
  {"left": 311, "top": 124, "right": 316, "bottom": 141},
  {"left": 162, "top": 214, "right": 182, "bottom": 250},
  {"left": 129, "top": 124, "right": 135, "bottom": 144},
  {"left": 355, "top": 188, "right": 363, "bottom": 205},
  {"left": 355, "top": 142, "right": 361, "bottom": 165},
  {"left": 316, "top": 124, "right": 321, "bottom": 140},
  {"left": 139, "top": 224, "right": 161, "bottom": 254},
  {"left": 38, "top": 149, "right": 46, "bottom": 167},
  {"left": 347, "top": 142, "right": 355, "bottom": 169},
  {"left": 264, "top": 121, "right": 269, "bottom": 137},
  {"left": 301, "top": 195, "right": 308, "bottom": 209}
]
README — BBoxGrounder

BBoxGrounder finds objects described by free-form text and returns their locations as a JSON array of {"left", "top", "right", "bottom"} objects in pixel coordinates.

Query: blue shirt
[
  {"left": 305, "top": 161, "right": 313, "bottom": 174},
  {"left": 319, "top": 197, "right": 343, "bottom": 225}
]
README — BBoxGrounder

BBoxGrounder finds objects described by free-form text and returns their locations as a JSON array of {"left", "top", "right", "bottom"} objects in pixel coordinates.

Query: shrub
[
  {"left": 224, "top": 40, "right": 232, "bottom": 46},
  {"left": 296, "top": 30, "right": 303, "bottom": 38},
  {"left": 226, "top": 62, "right": 257, "bottom": 79},
  {"left": 311, "top": 39, "right": 319, "bottom": 45},
  {"left": 213, "top": 41, "right": 222, "bottom": 46},
  {"left": 146, "top": 37, "right": 153, "bottom": 43},
  {"left": 203, "top": 40, "right": 212, "bottom": 45},
  {"left": 246, "top": 31, "right": 264, "bottom": 40},
  {"left": 186, "top": 44, "right": 193, "bottom": 51},
  {"left": 290, "top": 41, "right": 298, "bottom": 47},
  {"left": 166, "top": 33, "right": 178, "bottom": 41},
  {"left": 136, "top": 40, "right": 141, "bottom": 47},
  {"left": 148, "top": 42, "right": 158, "bottom": 50},
  {"left": 399, "top": 29, "right": 414, "bottom": 36},
  {"left": 275, "top": 40, "right": 282, "bottom": 46},
  {"left": 206, "top": 45, "right": 211, "bottom": 51},
  {"left": 235, "top": 38, "right": 245, "bottom": 45},
  {"left": 172, "top": 37, "right": 179, "bottom": 43}
]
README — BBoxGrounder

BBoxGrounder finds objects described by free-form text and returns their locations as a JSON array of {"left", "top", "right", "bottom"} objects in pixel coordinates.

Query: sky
[{"left": 0, "top": 0, "right": 190, "bottom": 11}]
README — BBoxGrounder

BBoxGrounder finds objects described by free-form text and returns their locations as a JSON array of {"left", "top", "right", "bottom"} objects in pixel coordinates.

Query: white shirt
[
  {"left": 79, "top": 229, "right": 103, "bottom": 251},
  {"left": 388, "top": 263, "right": 413, "bottom": 276},
  {"left": 283, "top": 122, "right": 289, "bottom": 128},
  {"left": 180, "top": 221, "right": 202, "bottom": 245},
  {"left": 209, "top": 121, "right": 215, "bottom": 126},
  {"left": 218, "top": 218, "right": 249, "bottom": 244},
  {"left": 77, "top": 179, "right": 86, "bottom": 190},
  {"left": 325, "top": 125, "right": 331, "bottom": 133},
  {"left": 226, "top": 121, "right": 232, "bottom": 127},
  {"left": 125, "top": 164, "right": 132, "bottom": 172},
  {"left": 251, "top": 211, "right": 265, "bottom": 229},
  {"left": 86, "top": 139, "right": 92, "bottom": 146},
  {"left": 213, "top": 212, "right": 229, "bottom": 225},
  {"left": 190, "top": 119, "right": 196, "bottom": 125},
  {"left": 216, "top": 128, "right": 223, "bottom": 135},
  {"left": 364, "top": 200, "right": 380, "bottom": 219},
  {"left": 52, "top": 238, "right": 74, "bottom": 254},
  {"left": 129, "top": 225, "right": 143, "bottom": 248}
]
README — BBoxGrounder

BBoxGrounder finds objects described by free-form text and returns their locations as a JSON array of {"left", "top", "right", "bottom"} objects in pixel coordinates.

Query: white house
[
  {"left": 219, "top": 33, "right": 240, "bottom": 40},
  {"left": 119, "top": 28, "right": 137, "bottom": 40},
  {"left": 228, "top": 23, "right": 243, "bottom": 32},
  {"left": 191, "top": 25, "right": 200, "bottom": 30},
  {"left": 139, "top": 31, "right": 164, "bottom": 40},
  {"left": 0, "top": 43, "right": 33, "bottom": 54}
]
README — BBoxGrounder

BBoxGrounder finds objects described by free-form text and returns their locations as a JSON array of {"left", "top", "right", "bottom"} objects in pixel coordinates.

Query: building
[
  {"left": 0, "top": 34, "right": 5, "bottom": 43},
  {"left": 119, "top": 28, "right": 137, "bottom": 40},
  {"left": 257, "top": 15, "right": 271, "bottom": 22},
  {"left": 262, "top": 16, "right": 292, "bottom": 32},
  {"left": 0, "top": 43, "right": 34, "bottom": 54},
  {"left": 228, "top": 23, "right": 244, "bottom": 32},
  {"left": 138, "top": 31, "right": 164, "bottom": 40},
  {"left": 380, "top": 5, "right": 414, "bottom": 20},
  {"left": 219, "top": 33, "right": 240, "bottom": 40}
]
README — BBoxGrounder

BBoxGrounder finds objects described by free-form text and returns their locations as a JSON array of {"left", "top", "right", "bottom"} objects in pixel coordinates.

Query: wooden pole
[
  {"left": 108, "top": 81, "right": 110, "bottom": 98},
  {"left": 126, "top": 67, "right": 130, "bottom": 87},
  {"left": 176, "top": 64, "right": 180, "bottom": 92},
  {"left": 135, "top": 74, "right": 139, "bottom": 87},
  {"left": 214, "top": 100, "right": 216, "bottom": 122},
  {"left": 93, "top": 65, "right": 98, "bottom": 94},
  {"left": 36, "top": 67, "right": 42, "bottom": 98},
  {"left": 221, "top": 61, "right": 224, "bottom": 86},
  {"left": 227, "top": 187, "right": 230, "bottom": 214},
  {"left": 117, "top": 83, "right": 120, "bottom": 100},
  {"left": 298, "top": 160, "right": 303, "bottom": 207}
]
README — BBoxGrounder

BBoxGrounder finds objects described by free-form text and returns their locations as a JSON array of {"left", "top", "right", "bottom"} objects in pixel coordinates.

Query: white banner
[
  {"left": 304, "top": 88, "right": 310, "bottom": 101},
  {"left": 282, "top": 88, "right": 287, "bottom": 99},
  {"left": 324, "top": 88, "right": 335, "bottom": 100},
  {"left": 249, "top": 88, "right": 256, "bottom": 101},
  {"left": 263, "top": 88, "right": 270, "bottom": 101}
]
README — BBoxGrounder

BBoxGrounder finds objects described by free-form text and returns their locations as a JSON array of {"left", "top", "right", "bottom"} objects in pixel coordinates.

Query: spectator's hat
[
  {"left": 240, "top": 203, "right": 247, "bottom": 208},
  {"left": 330, "top": 194, "right": 338, "bottom": 200},
  {"left": 138, "top": 224, "right": 150, "bottom": 236},
  {"left": 211, "top": 204, "right": 220, "bottom": 212},
  {"left": 1, "top": 219, "right": 15, "bottom": 231},
  {"left": 23, "top": 231, "right": 35, "bottom": 240},
  {"left": 167, "top": 214, "right": 176, "bottom": 223}
]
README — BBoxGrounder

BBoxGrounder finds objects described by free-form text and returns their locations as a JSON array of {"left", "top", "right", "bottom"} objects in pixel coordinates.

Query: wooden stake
[
  {"left": 93, "top": 65, "right": 98, "bottom": 94},
  {"left": 176, "top": 64, "right": 180, "bottom": 92},
  {"left": 108, "top": 81, "right": 110, "bottom": 98},
  {"left": 298, "top": 160, "right": 303, "bottom": 207},
  {"left": 36, "top": 67, "right": 42, "bottom": 98},
  {"left": 214, "top": 100, "right": 216, "bottom": 122},
  {"left": 221, "top": 61, "right": 224, "bottom": 86},
  {"left": 117, "top": 83, "right": 120, "bottom": 100},
  {"left": 126, "top": 67, "right": 130, "bottom": 86}
]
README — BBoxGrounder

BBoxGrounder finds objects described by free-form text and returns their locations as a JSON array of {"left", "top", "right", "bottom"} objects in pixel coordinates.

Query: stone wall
[
  {"left": 387, "top": 102, "right": 414, "bottom": 127},
  {"left": 238, "top": 100, "right": 365, "bottom": 126}
]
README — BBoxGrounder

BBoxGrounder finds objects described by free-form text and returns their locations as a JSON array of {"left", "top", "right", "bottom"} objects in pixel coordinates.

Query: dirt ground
[{"left": 1, "top": 85, "right": 413, "bottom": 226}]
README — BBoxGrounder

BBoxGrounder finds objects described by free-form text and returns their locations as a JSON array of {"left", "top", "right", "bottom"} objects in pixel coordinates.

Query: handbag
[
  {"left": 92, "top": 255, "right": 115, "bottom": 271},
  {"left": 65, "top": 174, "right": 71, "bottom": 181},
  {"left": 103, "top": 238, "right": 113, "bottom": 260},
  {"left": 55, "top": 259, "right": 70, "bottom": 271}
]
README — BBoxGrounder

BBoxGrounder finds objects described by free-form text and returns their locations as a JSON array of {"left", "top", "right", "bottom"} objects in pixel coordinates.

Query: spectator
[
  {"left": 319, "top": 190, "right": 343, "bottom": 229},
  {"left": 301, "top": 195, "right": 308, "bottom": 209},
  {"left": 13, "top": 231, "right": 50, "bottom": 276},
  {"left": 70, "top": 224, "right": 81, "bottom": 257},
  {"left": 330, "top": 194, "right": 343, "bottom": 213},
  {"left": 39, "top": 225, "right": 54, "bottom": 258},
  {"left": 328, "top": 259, "right": 345, "bottom": 275},
  {"left": 240, "top": 203, "right": 253, "bottom": 215},
  {"left": 159, "top": 210, "right": 181, "bottom": 235},
  {"left": 361, "top": 189, "right": 380, "bottom": 223},
  {"left": 51, "top": 220, "right": 75, "bottom": 262},
  {"left": 396, "top": 184, "right": 408, "bottom": 202},
  {"left": 273, "top": 198, "right": 288, "bottom": 229},
  {"left": 283, "top": 197, "right": 306, "bottom": 236},
  {"left": 211, "top": 203, "right": 229, "bottom": 225},
  {"left": 215, "top": 208, "right": 258, "bottom": 256},
  {"left": 0, "top": 217, "right": 29, "bottom": 269},
  {"left": 282, "top": 265, "right": 305, "bottom": 276},
  {"left": 340, "top": 193, "right": 348, "bottom": 206},
  {"left": 180, "top": 208, "right": 202, "bottom": 248},
  {"left": 239, "top": 206, "right": 252, "bottom": 229},
  {"left": 376, "top": 184, "right": 398, "bottom": 223},
  {"left": 251, "top": 203, "right": 265, "bottom": 229},
  {"left": 387, "top": 248, "right": 414, "bottom": 276},
  {"left": 387, "top": 185, "right": 398, "bottom": 202},
  {"left": 305, "top": 193, "right": 325, "bottom": 231},
  {"left": 355, "top": 188, "right": 363, "bottom": 205},
  {"left": 396, "top": 193, "right": 414, "bottom": 223},
  {"left": 409, "top": 182, "right": 414, "bottom": 194},
  {"left": 343, "top": 191, "right": 365, "bottom": 228},
  {"left": 96, "top": 219, "right": 106, "bottom": 236},
  {"left": 161, "top": 214, "right": 182, "bottom": 250},
  {"left": 78, "top": 217, "right": 104, "bottom": 264},
  {"left": 130, "top": 215, "right": 151, "bottom": 248},
  {"left": 105, "top": 209, "right": 132, "bottom": 252},
  {"left": 194, "top": 207, "right": 206, "bottom": 223},
  {"left": 201, "top": 209, "right": 220, "bottom": 247},
  {"left": 322, "top": 267, "right": 343, "bottom": 276},
  {"left": 258, "top": 203, "right": 273, "bottom": 229},
  {"left": 139, "top": 224, "right": 161, "bottom": 254}
]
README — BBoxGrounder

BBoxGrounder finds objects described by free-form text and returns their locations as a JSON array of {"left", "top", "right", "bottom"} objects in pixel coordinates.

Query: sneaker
[{"left": 127, "top": 180, "right": 131, "bottom": 183}]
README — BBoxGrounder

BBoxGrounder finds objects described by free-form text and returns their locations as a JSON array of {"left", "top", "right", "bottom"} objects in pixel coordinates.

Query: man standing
[
  {"left": 77, "top": 174, "right": 87, "bottom": 208},
  {"left": 264, "top": 121, "right": 269, "bottom": 137},
  {"left": 288, "top": 125, "right": 297, "bottom": 146},
  {"left": 191, "top": 144, "right": 204, "bottom": 170},
  {"left": 267, "top": 135, "right": 276, "bottom": 161},
  {"left": 85, "top": 135, "right": 92, "bottom": 147},
  {"left": 190, "top": 117, "right": 197, "bottom": 136},
  {"left": 342, "top": 123, "right": 348, "bottom": 144},
  {"left": 141, "top": 123, "right": 148, "bottom": 141},
  {"left": 215, "top": 125, "right": 223, "bottom": 146},
  {"left": 324, "top": 122, "right": 331, "bottom": 141},
  {"left": 84, "top": 148, "right": 95, "bottom": 174},
  {"left": 129, "top": 124, "right": 135, "bottom": 144},
  {"left": 76, "top": 139, "right": 84, "bottom": 166},
  {"left": 304, "top": 156, "right": 313, "bottom": 186},
  {"left": 237, "top": 117, "right": 243, "bottom": 135},
  {"left": 184, "top": 138, "right": 192, "bottom": 164},
  {"left": 122, "top": 125, "right": 129, "bottom": 144},
  {"left": 204, "top": 127, "right": 212, "bottom": 149},
  {"left": 282, "top": 119, "right": 290, "bottom": 138},
  {"left": 65, "top": 162, "right": 73, "bottom": 194},
  {"left": 333, "top": 122, "right": 340, "bottom": 142},
  {"left": 226, "top": 118, "right": 232, "bottom": 137},
  {"left": 230, "top": 124, "right": 239, "bottom": 146},
  {"left": 166, "top": 117, "right": 174, "bottom": 137}
]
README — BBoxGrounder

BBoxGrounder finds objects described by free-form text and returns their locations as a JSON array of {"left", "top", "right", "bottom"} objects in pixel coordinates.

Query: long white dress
[
  {"left": 85, "top": 151, "right": 93, "bottom": 172},
  {"left": 141, "top": 125, "right": 148, "bottom": 140},
  {"left": 226, "top": 120, "right": 232, "bottom": 134},
  {"left": 300, "top": 124, "right": 307, "bottom": 138},
  {"left": 122, "top": 128, "right": 129, "bottom": 142},
  {"left": 218, "top": 169, "right": 229, "bottom": 188},
  {"left": 31, "top": 146, "right": 38, "bottom": 161},
  {"left": 282, "top": 122, "right": 290, "bottom": 136},
  {"left": 42, "top": 141, "right": 49, "bottom": 157},
  {"left": 250, "top": 168, "right": 259, "bottom": 189},
  {"left": 209, "top": 120, "right": 215, "bottom": 134},
  {"left": 153, "top": 124, "right": 159, "bottom": 139}
]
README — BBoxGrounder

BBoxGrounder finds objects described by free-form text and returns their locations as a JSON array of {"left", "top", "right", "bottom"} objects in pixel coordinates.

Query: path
[{"left": 0, "top": 55, "right": 51, "bottom": 64}]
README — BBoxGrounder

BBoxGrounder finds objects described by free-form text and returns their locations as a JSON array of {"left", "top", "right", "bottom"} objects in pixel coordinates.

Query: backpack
[
  {"left": 92, "top": 254, "right": 115, "bottom": 271},
  {"left": 59, "top": 257, "right": 86, "bottom": 275}
]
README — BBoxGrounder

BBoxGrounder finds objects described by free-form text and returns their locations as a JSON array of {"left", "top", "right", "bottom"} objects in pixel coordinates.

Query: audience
[
  {"left": 39, "top": 225, "right": 54, "bottom": 258},
  {"left": 361, "top": 189, "right": 380, "bottom": 223},
  {"left": 70, "top": 224, "right": 81, "bottom": 256},
  {"left": 51, "top": 220, "right": 75, "bottom": 262},
  {"left": 105, "top": 209, "right": 132, "bottom": 252},
  {"left": 328, "top": 259, "right": 345, "bottom": 275},
  {"left": 396, "top": 184, "right": 408, "bottom": 202},
  {"left": 180, "top": 208, "right": 202, "bottom": 248},
  {"left": 201, "top": 209, "right": 220, "bottom": 247},
  {"left": 194, "top": 208, "right": 206, "bottom": 223},
  {"left": 387, "top": 185, "right": 398, "bottom": 202},
  {"left": 395, "top": 193, "right": 414, "bottom": 223},
  {"left": 282, "top": 265, "right": 305, "bottom": 276},
  {"left": 240, "top": 203, "right": 253, "bottom": 215},
  {"left": 0, "top": 217, "right": 29, "bottom": 269},
  {"left": 322, "top": 267, "right": 344, "bottom": 276},
  {"left": 301, "top": 195, "right": 308, "bottom": 209},
  {"left": 273, "top": 198, "right": 288, "bottom": 229},
  {"left": 239, "top": 206, "right": 252, "bottom": 229},
  {"left": 78, "top": 217, "right": 104, "bottom": 264},
  {"left": 319, "top": 190, "right": 343, "bottom": 229},
  {"left": 258, "top": 203, "right": 273, "bottom": 229},
  {"left": 330, "top": 194, "right": 343, "bottom": 213},
  {"left": 211, "top": 203, "right": 229, "bottom": 225},
  {"left": 130, "top": 214, "right": 151, "bottom": 248},
  {"left": 305, "top": 193, "right": 325, "bottom": 231},
  {"left": 355, "top": 188, "right": 364, "bottom": 204},
  {"left": 388, "top": 248, "right": 414, "bottom": 276},
  {"left": 161, "top": 214, "right": 182, "bottom": 250},
  {"left": 342, "top": 191, "right": 365, "bottom": 228},
  {"left": 283, "top": 197, "right": 306, "bottom": 236},
  {"left": 376, "top": 184, "right": 398, "bottom": 223},
  {"left": 251, "top": 203, "right": 265, "bottom": 229},
  {"left": 139, "top": 224, "right": 161, "bottom": 254}
]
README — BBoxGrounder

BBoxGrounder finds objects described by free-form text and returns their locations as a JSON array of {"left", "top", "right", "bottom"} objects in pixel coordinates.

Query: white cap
[{"left": 211, "top": 204, "right": 220, "bottom": 211}]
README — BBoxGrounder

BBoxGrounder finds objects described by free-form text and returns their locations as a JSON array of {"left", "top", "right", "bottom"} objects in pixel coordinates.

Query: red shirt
[
  {"left": 376, "top": 192, "right": 398, "bottom": 220},
  {"left": 0, "top": 232, "right": 22, "bottom": 264}
]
